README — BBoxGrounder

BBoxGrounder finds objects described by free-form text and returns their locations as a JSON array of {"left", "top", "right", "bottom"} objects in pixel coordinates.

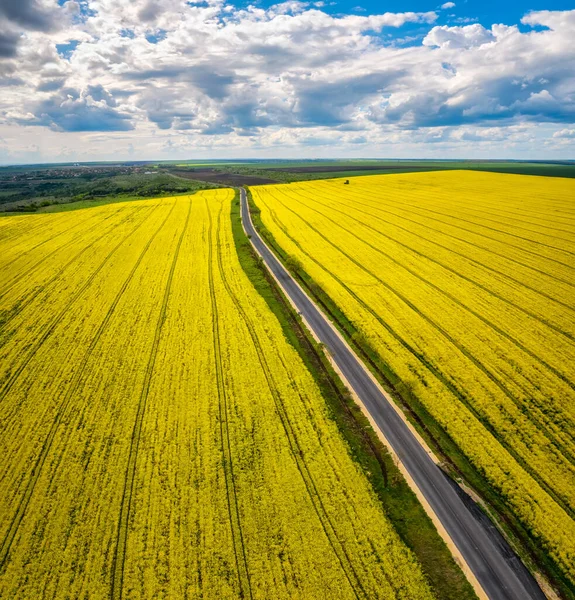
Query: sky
[{"left": 0, "top": 0, "right": 574, "bottom": 164}]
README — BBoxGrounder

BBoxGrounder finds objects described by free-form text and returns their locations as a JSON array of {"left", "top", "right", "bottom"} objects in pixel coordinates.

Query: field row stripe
[
  {"left": 206, "top": 200, "right": 253, "bottom": 600},
  {"left": 0, "top": 209, "right": 109, "bottom": 270},
  {"left": 317, "top": 184, "right": 575, "bottom": 291},
  {"left": 0, "top": 204, "right": 132, "bottom": 298},
  {"left": 0, "top": 203, "right": 164, "bottom": 407},
  {"left": 270, "top": 189, "right": 575, "bottom": 452},
  {"left": 0, "top": 211, "right": 80, "bottom": 249},
  {"left": 387, "top": 196, "right": 575, "bottom": 254},
  {"left": 349, "top": 187, "right": 575, "bottom": 269},
  {"left": 0, "top": 201, "right": 174, "bottom": 573},
  {"left": 0, "top": 205, "right": 152, "bottom": 329},
  {"left": 294, "top": 187, "right": 575, "bottom": 330},
  {"left": 269, "top": 189, "right": 575, "bottom": 459},
  {"left": 389, "top": 194, "right": 575, "bottom": 237},
  {"left": 110, "top": 198, "right": 191, "bottom": 600},
  {"left": 341, "top": 179, "right": 575, "bottom": 234},
  {"left": 290, "top": 188, "right": 575, "bottom": 371}
]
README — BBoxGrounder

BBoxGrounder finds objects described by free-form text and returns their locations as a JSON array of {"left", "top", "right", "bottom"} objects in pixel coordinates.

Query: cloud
[
  {"left": 0, "top": 29, "right": 20, "bottom": 58},
  {"left": 36, "top": 78, "right": 67, "bottom": 92},
  {"left": 521, "top": 9, "right": 575, "bottom": 30},
  {"left": 441, "top": 2, "right": 455, "bottom": 9},
  {"left": 423, "top": 24, "right": 495, "bottom": 49},
  {"left": 553, "top": 128, "right": 575, "bottom": 139},
  {"left": 0, "top": 2, "right": 573, "bottom": 159},
  {"left": 16, "top": 86, "right": 134, "bottom": 131},
  {"left": 292, "top": 71, "right": 403, "bottom": 126},
  {"left": 0, "top": 0, "right": 58, "bottom": 32}
]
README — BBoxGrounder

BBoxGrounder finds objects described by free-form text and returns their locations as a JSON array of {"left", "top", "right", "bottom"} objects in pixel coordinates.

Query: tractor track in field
[
  {"left": 281, "top": 188, "right": 575, "bottom": 388},
  {"left": 0, "top": 204, "right": 138, "bottom": 299},
  {"left": 0, "top": 206, "right": 152, "bottom": 328},
  {"left": 386, "top": 198, "right": 575, "bottom": 257},
  {"left": 406, "top": 199, "right": 574, "bottom": 238},
  {"left": 0, "top": 209, "right": 111, "bottom": 274},
  {"left": 261, "top": 194, "right": 575, "bottom": 521},
  {"left": 0, "top": 211, "right": 80, "bottom": 247},
  {"left": 206, "top": 202, "right": 253, "bottom": 600},
  {"left": 0, "top": 203, "right": 163, "bottom": 406},
  {"left": 272, "top": 191, "right": 575, "bottom": 462},
  {"left": 451, "top": 202, "right": 575, "bottom": 227},
  {"left": 110, "top": 198, "right": 191, "bottom": 600},
  {"left": 346, "top": 186, "right": 575, "bottom": 273},
  {"left": 289, "top": 187, "right": 575, "bottom": 334},
  {"left": 327, "top": 181, "right": 575, "bottom": 254},
  {"left": 329, "top": 185, "right": 575, "bottom": 289},
  {"left": 213, "top": 200, "right": 367, "bottom": 600},
  {"left": 0, "top": 203, "right": 175, "bottom": 572}
]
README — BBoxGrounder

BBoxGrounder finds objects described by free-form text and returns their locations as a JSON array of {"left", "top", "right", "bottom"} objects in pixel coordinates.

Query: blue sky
[
  {"left": 0, "top": 0, "right": 574, "bottom": 163},
  {"left": 252, "top": 0, "right": 574, "bottom": 28}
]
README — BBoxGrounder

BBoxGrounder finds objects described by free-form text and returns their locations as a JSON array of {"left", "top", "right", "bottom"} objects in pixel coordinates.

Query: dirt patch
[{"left": 170, "top": 169, "right": 277, "bottom": 186}]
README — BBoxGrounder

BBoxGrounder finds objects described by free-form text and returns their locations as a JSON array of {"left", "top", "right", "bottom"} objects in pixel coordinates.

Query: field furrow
[
  {"left": 288, "top": 186, "right": 575, "bottom": 335},
  {"left": 0, "top": 202, "right": 176, "bottom": 572},
  {"left": 111, "top": 199, "right": 191, "bottom": 600},
  {"left": 212, "top": 201, "right": 366, "bottom": 600},
  {"left": 205, "top": 201, "right": 253, "bottom": 600}
]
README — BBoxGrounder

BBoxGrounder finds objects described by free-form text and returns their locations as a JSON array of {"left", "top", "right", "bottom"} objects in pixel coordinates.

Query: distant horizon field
[{"left": 1, "top": 158, "right": 574, "bottom": 170}]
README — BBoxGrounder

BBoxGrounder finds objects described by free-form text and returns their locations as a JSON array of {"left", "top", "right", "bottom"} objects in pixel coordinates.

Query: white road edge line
[{"left": 239, "top": 187, "right": 489, "bottom": 600}]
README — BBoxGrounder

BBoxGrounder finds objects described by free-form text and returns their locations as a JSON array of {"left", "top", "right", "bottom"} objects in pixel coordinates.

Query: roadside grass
[
  {"left": 232, "top": 190, "right": 478, "bottom": 600},
  {"left": 244, "top": 187, "right": 574, "bottom": 600}
]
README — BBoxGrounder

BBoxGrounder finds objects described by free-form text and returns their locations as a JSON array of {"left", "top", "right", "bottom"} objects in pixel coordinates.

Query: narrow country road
[{"left": 240, "top": 188, "right": 547, "bottom": 600}]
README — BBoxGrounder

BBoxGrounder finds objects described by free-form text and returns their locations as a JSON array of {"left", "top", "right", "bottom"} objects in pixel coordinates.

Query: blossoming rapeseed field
[
  {"left": 0, "top": 190, "right": 435, "bottom": 599},
  {"left": 251, "top": 170, "right": 575, "bottom": 585}
]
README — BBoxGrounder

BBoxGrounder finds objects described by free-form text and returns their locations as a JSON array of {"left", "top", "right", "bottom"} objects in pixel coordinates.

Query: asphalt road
[{"left": 240, "top": 188, "right": 547, "bottom": 600}]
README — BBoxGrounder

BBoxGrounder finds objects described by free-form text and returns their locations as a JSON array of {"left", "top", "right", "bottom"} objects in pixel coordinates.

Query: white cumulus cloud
[{"left": 0, "top": 2, "right": 573, "bottom": 161}]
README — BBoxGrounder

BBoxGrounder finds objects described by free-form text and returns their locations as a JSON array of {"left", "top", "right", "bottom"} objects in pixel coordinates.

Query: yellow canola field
[
  {"left": 0, "top": 191, "right": 434, "bottom": 599},
  {"left": 251, "top": 170, "right": 575, "bottom": 584}
]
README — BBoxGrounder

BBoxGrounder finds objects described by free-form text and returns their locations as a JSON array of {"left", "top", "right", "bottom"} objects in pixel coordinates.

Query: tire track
[
  {"left": 0, "top": 202, "right": 175, "bottom": 572},
  {"left": 259, "top": 195, "right": 575, "bottom": 520},
  {"left": 404, "top": 198, "right": 575, "bottom": 237},
  {"left": 213, "top": 199, "right": 367, "bottom": 600},
  {"left": 286, "top": 188, "right": 575, "bottom": 382},
  {"left": 383, "top": 195, "right": 575, "bottom": 254},
  {"left": 414, "top": 201, "right": 575, "bottom": 242},
  {"left": 0, "top": 210, "right": 104, "bottom": 268},
  {"left": 205, "top": 201, "right": 253, "bottom": 600},
  {"left": 0, "top": 203, "right": 162, "bottom": 405},
  {"left": 0, "top": 206, "right": 151, "bottom": 328},
  {"left": 316, "top": 184, "right": 575, "bottom": 290},
  {"left": 351, "top": 188, "right": 575, "bottom": 269},
  {"left": 296, "top": 186, "right": 575, "bottom": 317},
  {"left": 0, "top": 212, "right": 79, "bottom": 247},
  {"left": 110, "top": 198, "right": 191, "bottom": 600},
  {"left": 340, "top": 179, "right": 575, "bottom": 235},
  {"left": 0, "top": 204, "right": 135, "bottom": 299}
]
